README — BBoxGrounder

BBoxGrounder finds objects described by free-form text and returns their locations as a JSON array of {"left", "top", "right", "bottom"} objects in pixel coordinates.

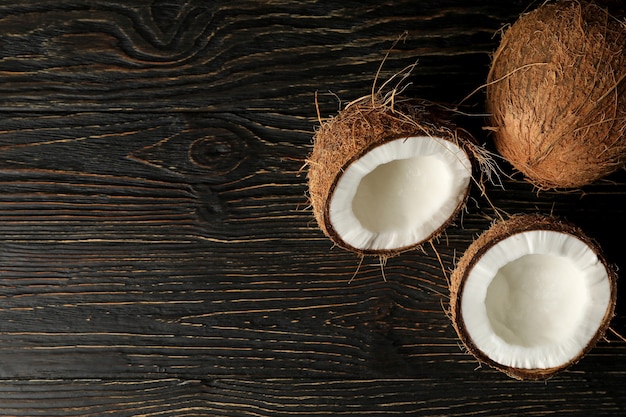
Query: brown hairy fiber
[
  {"left": 487, "top": 0, "right": 626, "bottom": 189},
  {"left": 449, "top": 214, "right": 618, "bottom": 380},
  {"left": 306, "top": 96, "right": 472, "bottom": 255}
]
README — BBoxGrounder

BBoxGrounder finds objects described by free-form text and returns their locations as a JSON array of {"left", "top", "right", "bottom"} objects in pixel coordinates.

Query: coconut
[
  {"left": 306, "top": 95, "right": 479, "bottom": 256},
  {"left": 449, "top": 214, "right": 617, "bottom": 380},
  {"left": 486, "top": 0, "right": 626, "bottom": 189}
]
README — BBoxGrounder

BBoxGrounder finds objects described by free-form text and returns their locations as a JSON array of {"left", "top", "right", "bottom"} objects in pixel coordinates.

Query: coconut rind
[
  {"left": 486, "top": 0, "right": 626, "bottom": 189},
  {"left": 307, "top": 97, "right": 475, "bottom": 256},
  {"left": 450, "top": 214, "right": 617, "bottom": 380}
]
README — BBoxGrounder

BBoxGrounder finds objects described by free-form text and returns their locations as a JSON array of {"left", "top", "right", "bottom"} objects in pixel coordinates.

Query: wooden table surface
[{"left": 0, "top": 0, "right": 625, "bottom": 415}]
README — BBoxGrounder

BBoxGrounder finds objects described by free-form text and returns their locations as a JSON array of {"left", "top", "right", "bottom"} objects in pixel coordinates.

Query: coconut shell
[
  {"left": 307, "top": 96, "right": 474, "bottom": 256},
  {"left": 450, "top": 214, "right": 618, "bottom": 380},
  {"left": 486, "top": 0, "right": 626, "bottom": 189}
]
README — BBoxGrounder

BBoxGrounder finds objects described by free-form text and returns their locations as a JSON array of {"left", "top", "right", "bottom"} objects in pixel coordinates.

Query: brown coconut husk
[
  {"left": 486, "top": 0, "right": 626, "bottom": 189},
  {"left": 449, "top": 213, "right": 618, "bottom": 380},
  {"left": 307, "top": 94, "right": 483, "bottom": 256}
]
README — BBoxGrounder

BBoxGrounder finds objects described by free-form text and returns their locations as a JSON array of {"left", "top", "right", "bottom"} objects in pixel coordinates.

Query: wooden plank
[
  {"left": 0, "top": 0, "right": 529, "bottom": 111},
  {"left": 0, "top": 377, "right": 623, "bottom": 416}
]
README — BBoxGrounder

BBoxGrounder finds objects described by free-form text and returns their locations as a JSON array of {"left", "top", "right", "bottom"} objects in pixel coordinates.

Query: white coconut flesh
[
  {"left": 461, "top": 230, "right": 612, "bottom": 370},
  {"left": 328, "top": 136, "right": 472, "bottom": 251}
]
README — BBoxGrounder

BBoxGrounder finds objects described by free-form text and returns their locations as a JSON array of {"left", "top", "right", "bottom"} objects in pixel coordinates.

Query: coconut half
[
  {"left": 307, "top": 97, "right": 474, "bottom": 255},
  {"left": 486, "top": 0, "right": 626, "bottom": 189},
  {"left": 450, "top": 214, "right": 617, "bottom": 380}
]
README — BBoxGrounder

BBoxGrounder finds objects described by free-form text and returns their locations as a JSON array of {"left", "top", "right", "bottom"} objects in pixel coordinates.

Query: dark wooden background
[{"left": 0, "top": 0, "right": 624, "bottom": 415}]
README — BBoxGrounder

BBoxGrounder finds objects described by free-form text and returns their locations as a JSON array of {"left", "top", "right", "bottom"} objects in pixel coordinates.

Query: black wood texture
[{"left": 0, "top": 0, "right": 624, "bottom": 415}]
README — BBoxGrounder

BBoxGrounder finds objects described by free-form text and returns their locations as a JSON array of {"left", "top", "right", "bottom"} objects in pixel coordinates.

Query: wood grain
[
  {"left": 0, "top": 0, "right": 624, "bottom": 415},
  {"left": 0, "top": 377, "right": 623, "bottom": 416},
  {"left": 0, "top": 0, "right": 527, "bottom": 111}
]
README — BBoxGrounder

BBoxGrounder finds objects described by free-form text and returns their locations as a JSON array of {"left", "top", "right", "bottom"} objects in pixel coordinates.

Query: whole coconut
[{"left": 486, "top": 0, "right": 626, "bottom": 189}]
